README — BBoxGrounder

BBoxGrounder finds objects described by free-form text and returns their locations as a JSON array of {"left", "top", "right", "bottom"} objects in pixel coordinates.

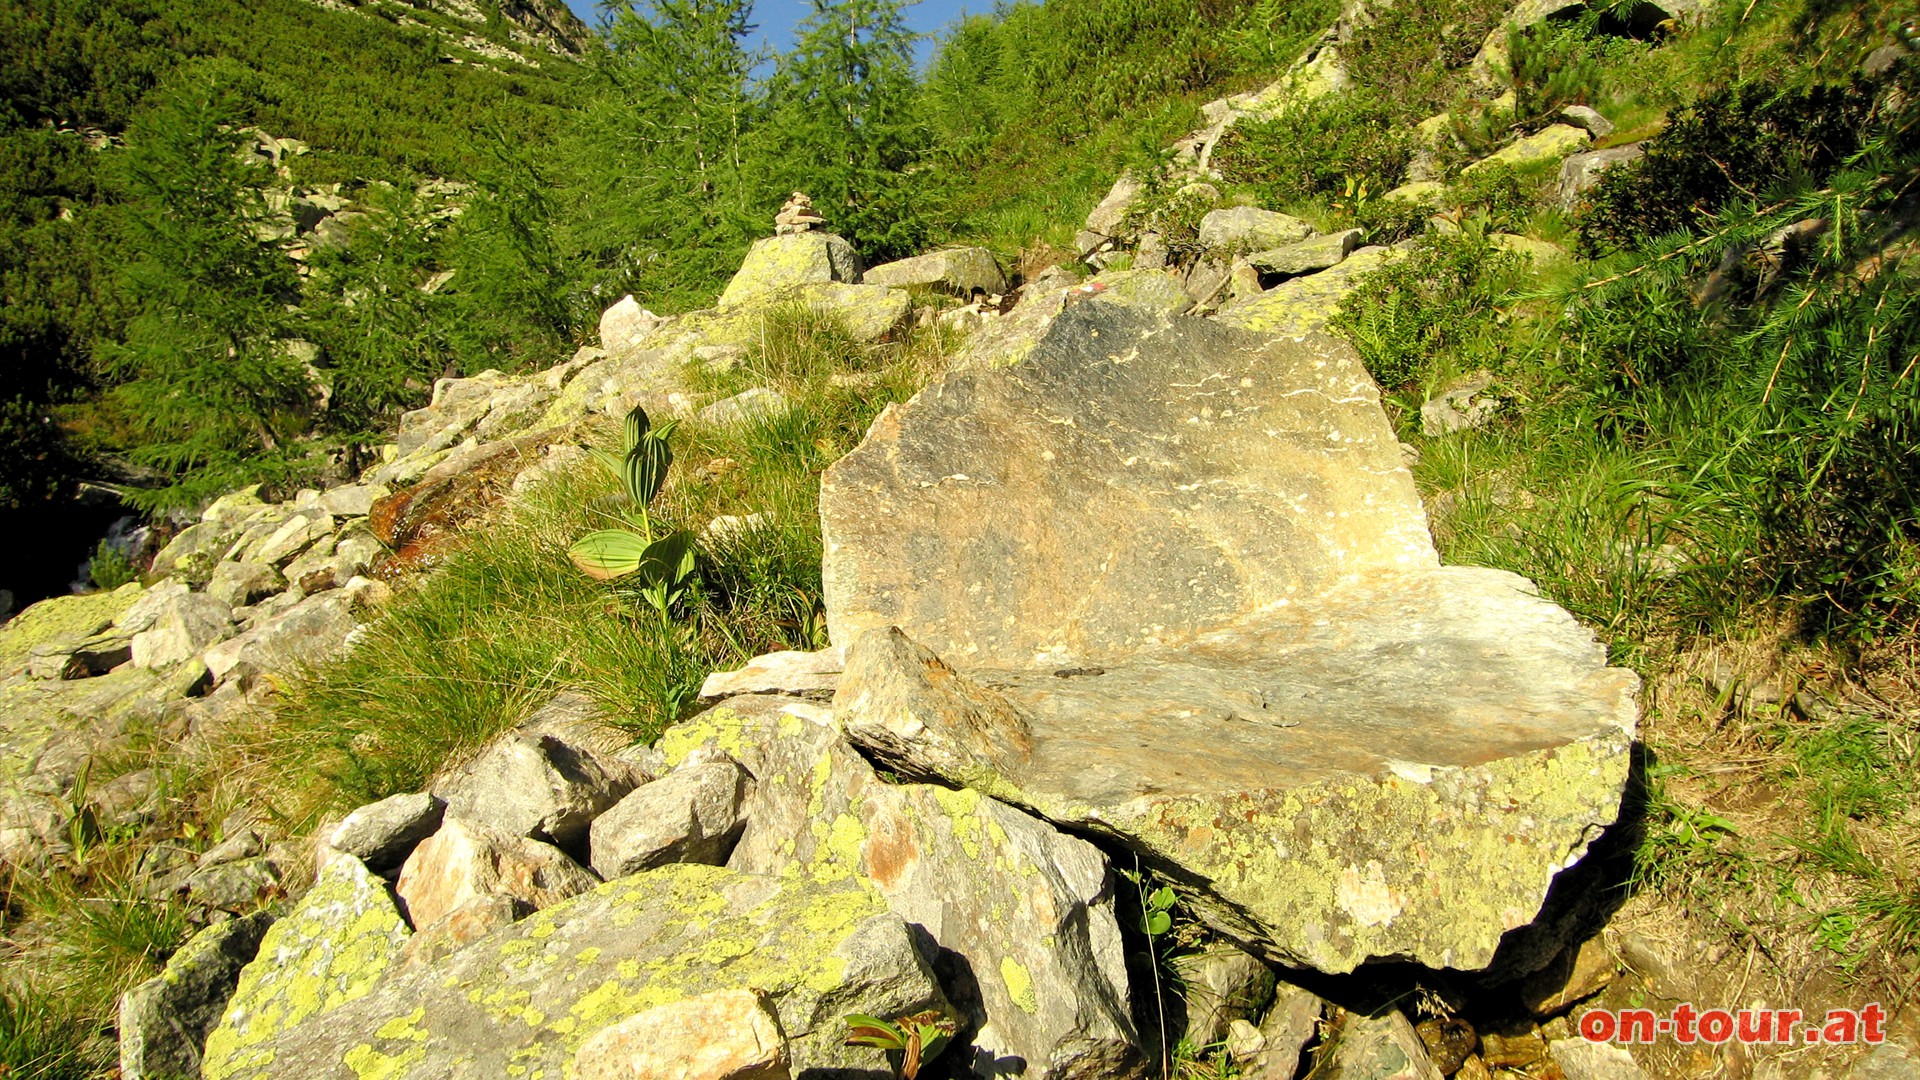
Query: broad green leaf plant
[
  {"left": 568, "top": 405, "right": 698, "bottom": 619},
  {"left": 843, "top": 1010, "right": 955, "bottom": 1080}
]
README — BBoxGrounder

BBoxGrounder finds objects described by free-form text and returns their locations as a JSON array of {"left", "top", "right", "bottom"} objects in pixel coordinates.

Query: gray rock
[
  {"left": 1241, "top": 982, "right": 1325, "bottom": 1078},
  {"left": 207, "top": 561, "right": 285, "bottom": 608},
  {"left": 1466, "top": 124, "right": 1591, "bottom": 174},
  {"left": 1084, "top": 172, "right": 1145, "bottom": 237},
  {"left": 1172, "top": 945, "right": 1276, "bottom": 1049},
  {"left": 1197, "top": 207, "right": 1315, "bottom": 253},
  {"left": 1247, "top": 229, "right": 1362, "bottom": 276},
  {"left": 572, "top": 989, "right": 791, "bottom": 1080},
  {"left": 589, "top": 760, "right": 751, "bottom": 878},
  {"left": 1560, "top": 105, "right": 1615, "bottom": 138},
  {"left": 119, "top": 912, "right": 275, "bottom": 1080},
  {"left": 1216, "top": 245, "right": 1406, "bottom": 337},
  {"left": 699, "top": 648, "right": 843, "bottom": 700},
  {"left": 1184, "top": 256, "right": 1233, "bottom": 306},
  {"left": 183, "top": 855, "right": 281, "bottom": 912},
  {"left": 1844, "top": 1044, "right": 1920, "bottom": 1080},
  {"left": 204, "top": 864, "right": 954, "bottom": 1079},
  {"left": 394, "top": 816, "right": 600, "bottom": 929},
  {"left": 130, "top": 591, "right": 235, "bottom": 669},
  {"left": 698, "top": 387, "right": 794, "bottom": 430},
  {"left": 1549, "top": 1039, "right": 1650, "bottom": 1080},
  {"left": 863, "top": 247, "right": 1008, "bottom": 296},
  {"left": 717, "top": 232, "right": 862, "bottom": 309},
  {"left": 598, "top": 294, "right": 664, "bottom": 354},
  {"left": 662, "top": 695, "right": 1144, "bottom": 1076},
  {"left": 115, "top": 581, "right": 192, "bottom": 635},
  {"left": 821, "top": 304, "right": 1639, "bottom": 974},
  {"left": 151, "top": 523, "right": 240, "bottom": 580},
  {"left": 88, "top": 767, "right": 161, "bottom": 829},
  {"left": 203, "top": 593, "right": 357, "bottom": 687},
  {"left": 200, "top": 855, "right": 410, "bottom": 1077},
  {"left": 1420, "top": 371, "right": 1503, "bottom": 435},
  {"left": 325, "top": 792, "right": 445, "bottom": 871},
  {"left": 317, "top": 484, "right": 385, "bottom": 518},
  {"left": 952, "top": 269, "right": 1190, "bottom": 371},
  {"left": 1556, "top": 144, "right": 1645, "bottom": 211},
  {"left": 1328, "top": 1011, "right": 1444, "bottom": 1080},
  {"left": 433, "top": 729, "right": 643, "bottom": 853}
]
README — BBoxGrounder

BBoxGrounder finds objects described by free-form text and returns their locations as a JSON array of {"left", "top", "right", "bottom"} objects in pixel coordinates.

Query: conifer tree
[
  {"left": 762, "top": 0, "right": 928, "bottom": 260},
  {"left": 562, "top": 0, "right": 762, "bottom": 310},
  {"left": 97, "top": 58, "right": 307, "bottom": 510}
]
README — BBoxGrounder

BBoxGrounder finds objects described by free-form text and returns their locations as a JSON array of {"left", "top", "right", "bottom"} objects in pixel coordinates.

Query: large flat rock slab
[
  {"left": 836, "top": 568, "right": 1638, "bottom": 973},
  {"left": 819, "top": 302, "right": 1640, "bottom": 975},
  {"left": 205, "top": 863, "right": 952, "bottom": 1079},
  {"left": 824, "top": 304, "right": 1436, "bottom": 668}
]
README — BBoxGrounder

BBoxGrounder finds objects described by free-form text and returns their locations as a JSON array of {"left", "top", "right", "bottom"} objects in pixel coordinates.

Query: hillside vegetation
[{"left": 1, "top": 0, "right": 1918, "bottom": 1077}]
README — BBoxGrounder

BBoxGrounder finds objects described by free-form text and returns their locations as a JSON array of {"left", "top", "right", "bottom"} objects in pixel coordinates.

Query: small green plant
[
  {"left": 1121, "top": 860, "right": 1179, "bottom": 1079},
  {"left": 87, "top": 541, "right": 139, "bottom": 591},
  {"left": 844, "top": 1010, "right": 955, "bottom": 1080},
  {"left": 568, "top": 405, "right": 697, "bottom": 620}
]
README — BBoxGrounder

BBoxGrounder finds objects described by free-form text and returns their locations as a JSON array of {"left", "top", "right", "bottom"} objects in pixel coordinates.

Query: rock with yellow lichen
[
  {"left": 822, "top": 302, "right": 1640, "bottom": 976},
  {"left": 658, "top": 694, "right": 1144, "bottom": 1078},
  {"left": 202, "top": 854, "right": 412, "bottom": 1080},
  {"left": 198, "top": 861, "right": 953, "bottom": 1079}
]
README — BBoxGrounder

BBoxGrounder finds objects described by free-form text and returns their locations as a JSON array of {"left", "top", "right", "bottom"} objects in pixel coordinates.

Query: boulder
[
  {"left": 1171, "top": 945, "right": 1276, "bottom": 1049},
  {"left": 1247, "top": 229, "right": 1363, "bottom": 276},
  {"left": 1466, "top": 124, "right": 1591, "bottom": 175},
  {"left": 207, "top": 561, "right": 286, "bottom": 608},
  {"left": 1381, "top": 180, "right": 1446, "bottom": 209},
  {"left": 1420, "top": 371, "right": 1503, "bottom": 435},
  {"left": 718, "top": 232, "right": 862, "bottom": 309},
  {"left": 183, "top": 856, "right": 282, "bottom": 912},
  {"left": 699, "top": 387, "right": 794, "bottom": 430},
  {"left": 660, "top": 695, "right": 1143, "bottom": 1076},
  {"left": 572, "top": 989, "right": 790, "bottom": 1080},
  {"left": 318, "top": 483, "right": 386, "bottom": 517},
  {"left": 324, "top": 792, "right": 445, "bottom": 871},
  {"left": 1556, "top": 144, "right": 1645, "bottom": 211},
  {"left": 1239, "top": 983, "right": 1325, "bottom": 1078},
  {"left": 0, "top": 584, "right": 145, "bottom": 676},
  {"left": 201, "top": 864, "right": 954, "bottom": 1079},
  {"left": 203, "top": 594, "right": 357, "bottom": 687},
  {"left": 599, "top": 294, "right": 664, "bottom": 353},
  {"left": 1549, "top": 1039, "right": 1649, "bottom": 1080},
  {"left": 1559, "top": 105, "right": 1614, "bottom": 138},
  {"left": 1328, "top": 1011, "right": 1444, "bottom": 1080},
  {"left": 699, "top": 647, "right": 844, "bottom": 700},
  {"left": 1084, "top": 172, "right": 1146, "bottom": 238},
  {"left": 953, "top": 269, "right": 1191, "bottom": 371},
  {"left": 588, "top": 760, "right": 752, "bottom": 878},
  {"left": 119, "top": 911, "right": 276, "bottom": 1080},
  {"left": 432, "top": 727, "right": 644, "bottom": 853},
  {"left": 236, "top": 511, "right": 331, "bottom": 567},
  {"left": 395, "top": 816, "right": 600, "bottom": 929},
  {"left": 201, "top": 856, "right": 411, "bottom": 1080},
  {"left": 1492, "top": 233, "right": 1571, "bottom": 265},
  {"left": 863, "top": 247, "right": 1008, "bottom": 297},
  {"left": 1216, "top": 245, "right": 1405, "bottom": 338},
  {"left": 821, "top": 303, "right": 1639, "bottom": 973},
  {"left": 1197, "top": 207, "right": 1316, "bottom": 253},
  {"left": 152, "top": 521, "right": 241, "bottom": 579},
  {"left": 130, "top": 591, "right": 236, "bottom": 669}
]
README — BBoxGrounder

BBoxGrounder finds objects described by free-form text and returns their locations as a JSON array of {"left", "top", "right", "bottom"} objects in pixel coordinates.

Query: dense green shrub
[
  {"left": 1212, "top": 90, "right": 1413, "bottom": 209},
  {"left": 1332, "top": 230, "right": 1524, "bottom": 389},
  {"left": 1340, "top": 0, "right": 1509, "bottom": 121},
  {"left": 1578, "top": 79, "right": 1880, "bottom": 252}
]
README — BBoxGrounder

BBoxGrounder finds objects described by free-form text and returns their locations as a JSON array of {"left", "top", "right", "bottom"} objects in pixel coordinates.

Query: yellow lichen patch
[{"left": 999, "top": 957, "right": 1038, "bottom": 1014}]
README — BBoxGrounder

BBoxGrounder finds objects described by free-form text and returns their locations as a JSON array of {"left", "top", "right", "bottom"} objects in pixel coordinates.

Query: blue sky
[{"left": 563, "top": 1, "right": 978, "bottom": 68}]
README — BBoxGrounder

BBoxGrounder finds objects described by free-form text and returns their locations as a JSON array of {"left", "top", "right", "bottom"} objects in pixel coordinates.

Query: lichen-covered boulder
[
  {"left": 202, "top": 855, "right": 411, "bottom": 1080},
  {"left": 129, "top": 590, "right": 234, "bottom": 669},
  {"left": 1216, "top": 245, "right": 1405, "bottom": 338},
  {"left": 863, "top": 247, "right": 1008, "bottom": 297},
  {"left": 203, "top": 863, "right": 953, "bottom": 1079},
  {"left": 1197, "top": 207, "right": 1315, "bottom": 254},
  {"left": 119, "top": 911, "right": 275, "bottom": 1080},
  {"left": 0, "top": 584, "right": 145, "bottom": 677},
  {"left": 572, "top": 988, "right": 790, "bottom": 1080},
  {"left": 1247, "top": 229, "right": 1362, "bottom": 277},
  {"left": 953, "top": 269, "right": 1190, "bottom": 371},
  {"left": 1466, "top": 124, "right": 1591, "bottom": 175},
  {"left": 821, "top": 303, "right": 1639, "bottom": 974},
  {"left": 718, "top": 232, "right": 862, "bottom": 309},
  {"left": 658, "top": 695, "right": 1143, "bottom": 1077}
]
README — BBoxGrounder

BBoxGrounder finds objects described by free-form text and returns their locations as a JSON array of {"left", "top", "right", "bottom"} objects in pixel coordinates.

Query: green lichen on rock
[
  {"left": 202, "top": 856, "right": 412, "bottom": 1080},
  {"left": 1215, "top": 245, "right": 1405, "bottom": 337},
  {"left": 0, "top": 583, "right": 144, "bottom": 674},
  {"left": 717, "top": 232, "right": 861, "bottom": 309},
  {"left": 209, "top": 863, "right": 951, "bottom": 1078}
]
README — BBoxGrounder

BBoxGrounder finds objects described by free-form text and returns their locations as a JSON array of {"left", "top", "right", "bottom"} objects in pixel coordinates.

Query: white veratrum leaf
[{"left": 568, "top": 529, "right": 650, "bottom": 580}]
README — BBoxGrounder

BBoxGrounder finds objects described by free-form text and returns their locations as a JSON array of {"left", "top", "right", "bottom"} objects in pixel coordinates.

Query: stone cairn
[{"left": 773, "top": 191, "right": 825, "bottom": 234}]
